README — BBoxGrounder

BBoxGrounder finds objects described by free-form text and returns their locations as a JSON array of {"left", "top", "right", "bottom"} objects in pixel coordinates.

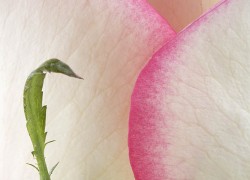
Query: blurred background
[{"left": 148, "top": 0, "right": 220, "bottom": 31}]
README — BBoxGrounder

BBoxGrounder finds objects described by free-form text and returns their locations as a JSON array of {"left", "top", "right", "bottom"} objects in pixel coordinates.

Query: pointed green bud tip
[
  {"left": 24, "top": 58, "right": 82, "bottom": 179},
  {"left": 36, "top": 59, "right": 83, "bottom": 79}
]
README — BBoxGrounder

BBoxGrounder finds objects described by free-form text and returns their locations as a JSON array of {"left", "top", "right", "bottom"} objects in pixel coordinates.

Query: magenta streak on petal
[{"left": 129, "top": 42, "right": 177, "bottom": 180}]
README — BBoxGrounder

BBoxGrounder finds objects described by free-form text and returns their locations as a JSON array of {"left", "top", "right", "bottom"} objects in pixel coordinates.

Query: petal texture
[
  {"left": 0, "top": 0, "right": 174, "bottom": 179},
  {"left": 129, "top": 0, "right": 250, "bottom": 179}
]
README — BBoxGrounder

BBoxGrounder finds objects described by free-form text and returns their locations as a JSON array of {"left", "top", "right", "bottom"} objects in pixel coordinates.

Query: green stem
[
  {"left": 23, "top": 59, "right": 82, "bottom": 179},
  {"left": 37, "top": 152, "right": 50, "bottom": 180}
]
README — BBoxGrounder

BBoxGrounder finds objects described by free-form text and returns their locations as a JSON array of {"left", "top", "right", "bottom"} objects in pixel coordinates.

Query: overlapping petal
[{"left": 129, "top": 0, "right": 250, "bottom": 179}]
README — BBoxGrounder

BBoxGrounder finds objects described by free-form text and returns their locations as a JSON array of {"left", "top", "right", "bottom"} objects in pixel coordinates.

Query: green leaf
[{"left": 23, "top": 59, "right": 82, "bottom": 179}]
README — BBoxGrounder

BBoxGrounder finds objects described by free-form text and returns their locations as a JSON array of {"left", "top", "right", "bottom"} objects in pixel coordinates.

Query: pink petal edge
[{"left": 128, "top": 0, "right": 248, "bottom": 179}]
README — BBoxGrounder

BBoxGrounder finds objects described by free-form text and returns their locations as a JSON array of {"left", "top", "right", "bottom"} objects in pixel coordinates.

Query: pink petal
[{"left": 129, "top": 0, "right": 250, "bottom": 179}]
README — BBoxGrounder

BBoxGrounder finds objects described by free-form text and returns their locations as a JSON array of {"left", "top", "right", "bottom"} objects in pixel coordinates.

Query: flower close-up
[{"left": 1, "top": 0, "right": 250, "bottom": 180}]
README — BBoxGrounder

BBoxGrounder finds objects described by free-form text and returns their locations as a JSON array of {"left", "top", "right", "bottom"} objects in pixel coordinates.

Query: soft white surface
[
  {"left": 155, "top": 0, "right": 250, "bottom": 179},
  {"left": 0, "top": 0, "right": 174, "bottom": 179}
]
